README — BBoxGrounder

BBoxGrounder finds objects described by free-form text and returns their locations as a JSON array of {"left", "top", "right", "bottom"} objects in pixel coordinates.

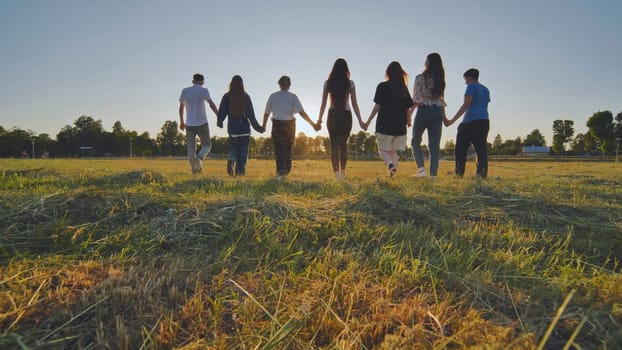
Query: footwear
[
  {"left": 413, "top": 167, "right": 426, "bottom": 178},
  {"left": 227, "top": 160, "right": 234, "bottom": 176},
  {"left": 196, "top": 158, "right": 203, "bottom": 173},
  {"left": 191, "top": 158, "right": 202, "bottom": 174},
  {"left": 388, "top": 164, "right": 397, "bottom": 178}
]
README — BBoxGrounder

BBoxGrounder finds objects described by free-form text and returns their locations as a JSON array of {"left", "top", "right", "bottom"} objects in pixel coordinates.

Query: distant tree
[
  {"left": 308, "top": 136, "right": 325, "bottom": 156},
  {"left": 615, "top": 112, "right": 622, "bottom": 141},
  {"left": 34, "top": 133, "right": 56, "bottom": 157},
  {"left": 157, "top": 120, "right": 184, "bottom": 156},
  {"left": 615, "top": 112, "right": 622, "bottom": 159},
  {"left": 586, "top": 111, "right": 615, "bottom": 155},
  {"left": 255, "top": 137, "right": 274, "bottom": 156},
  {"left": 69, "top": 115, "right": 105, "bottom": 156},
  {"left": 56, "top": 124, "right": 78, "bottom": 156},
  {"left": 248, "top": 136, "right": 257, "bottom": 157},
  {"left": 133, "top": 132, "right": 155, "bottom": 156},
  {"left": 441, "top": 140, "right": 455, "bottom": 156},
  {"left": 570, "top": 133, "right": 587, "bottom": 155},
  {"left": 523, "top": 129, "right": 546, "bottom": 146},
  {"left": 571, "top": 132, "right": 598, "bottom": 155},
  {"left": 364, "top": 134, "right": 377, "bottom": 158},
  {"left": 322, "top": 137, "right": 331, "bottom": 157},
  {"left": 492, "top": 134, "right": 503, "bottom": 153},
  {"left": 293, "top": 132, "right": 309, "bottom": 156},
  {"left": 348, "top": 131, "right": 366, "bottom": 159},
  {"left": 210, "top": 136, "right": 228, "bottom": 156},
  {"left": 497, "top": 138, "right": 521, "bottom": 155},
  {"left": 552, "top": 120, "right": 574, "bottom": 155},
  {"left": 0, "top": 128, "right": 33, "bottom": 157},
  {"left": 112, "top": 121, "right": 125, "bottom": 135}
]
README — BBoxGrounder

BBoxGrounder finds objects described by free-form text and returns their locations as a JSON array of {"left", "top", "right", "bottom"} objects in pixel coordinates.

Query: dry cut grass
[{"left": 0, "top": 158, "right": 621, "bottom": 349}]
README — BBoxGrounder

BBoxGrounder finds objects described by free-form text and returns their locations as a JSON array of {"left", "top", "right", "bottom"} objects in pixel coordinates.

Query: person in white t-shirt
[
  {"left": 262, "top": 76, "right": 317, "bottom": 177},
  {"left": 178, "top": 73, "right": 219, "bottom": 174}
]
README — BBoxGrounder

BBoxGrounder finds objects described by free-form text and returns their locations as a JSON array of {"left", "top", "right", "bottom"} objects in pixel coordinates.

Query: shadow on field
[{"left": 93, "top": 170, "right": 168, "bottom": 187}]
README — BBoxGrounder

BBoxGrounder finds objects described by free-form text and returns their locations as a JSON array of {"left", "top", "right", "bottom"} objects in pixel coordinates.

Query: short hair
[
  {"left": 463, "top": 68, "right": 479, "bottom": 80},
  {"left": 278, "top": 75, "right": 291, "bottom": 89},
  {"left": 193, "top": 73, "right": 205, "bottom": 82}
]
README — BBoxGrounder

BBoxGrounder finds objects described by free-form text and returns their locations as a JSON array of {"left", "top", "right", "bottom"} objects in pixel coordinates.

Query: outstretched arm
[
  {"left": 448, "top": 95, "right": 472, "bottom": 126},
  {"left": 317, "top": 85, "right": 328, "bottom": 129},
  {"left": 298, "top": 110, "right": 318, "bottom": 130},
  {"left": 246, "top": 97, "right": 264, "bottom": 132},
  {"left": 364, "top": 104, "right": 381, "bottom": 131},
  {"left": 350, "top": 86, "right": 365, "bottom": 129},
  {"left": 208, "top": 99, "right": 219, "bottom": 116},
  {"left": 217, "top": 95, "right": 227, "bottom": 128}
]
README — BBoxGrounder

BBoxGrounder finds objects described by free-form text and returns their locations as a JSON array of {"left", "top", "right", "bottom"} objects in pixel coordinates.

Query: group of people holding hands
[{"left": 178, "top": 53, "right": 490, "bottom": 179}]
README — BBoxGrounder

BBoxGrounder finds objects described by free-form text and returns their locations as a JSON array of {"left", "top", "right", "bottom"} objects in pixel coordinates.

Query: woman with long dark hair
[
  {"left": 410, "top": 52, "right": 448, "bottom": 178},
  {"left": 364, "top": 61, "right": 414, "bottom": 177},
  {"left": 317, "top": 58, "right": 364, "bottom": 179},
  {"left": 217, "top": 75, "right": 264, "bottom": 176}
]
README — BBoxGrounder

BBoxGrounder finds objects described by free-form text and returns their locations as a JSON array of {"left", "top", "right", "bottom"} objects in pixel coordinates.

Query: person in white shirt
[
  {"left": 262, "top": 76, "right": 317, "bottom": 177},
  {"left": 178, "top": 73, "right": 218, "bottom": 174}
]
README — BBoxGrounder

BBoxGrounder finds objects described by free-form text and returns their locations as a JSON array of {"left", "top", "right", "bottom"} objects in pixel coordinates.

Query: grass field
[{"left": 1, "top": 158, "right": 621, "bottom": 349}]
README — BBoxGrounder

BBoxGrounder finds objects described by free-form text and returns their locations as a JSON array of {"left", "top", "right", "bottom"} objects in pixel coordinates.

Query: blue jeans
[
  {"left": 411, "top": 105, "right": 442, "bottom": 176},
  {"left": 229, "top": 136, "right": 250, "bottom": 175},
  {"left": 186, "top": 123, "right": 211, "bottom": 161}
]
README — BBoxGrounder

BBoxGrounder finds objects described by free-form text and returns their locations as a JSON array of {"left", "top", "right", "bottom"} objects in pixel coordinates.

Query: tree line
[{"left": 1, "top": 111, "right": 621, "bottom": 158}]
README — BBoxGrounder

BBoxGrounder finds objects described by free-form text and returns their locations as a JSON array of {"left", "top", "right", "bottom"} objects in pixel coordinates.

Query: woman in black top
[{"left": 364, "top": 61, "right": 414, "bottom": 177}]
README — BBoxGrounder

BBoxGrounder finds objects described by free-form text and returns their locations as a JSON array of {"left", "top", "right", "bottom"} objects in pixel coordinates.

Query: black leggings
[{"left": 327, "top": 109, "right": 352, "bottom": 172}]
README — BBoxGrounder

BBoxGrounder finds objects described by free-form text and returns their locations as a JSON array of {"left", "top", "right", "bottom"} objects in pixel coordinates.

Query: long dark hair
[
  {"left": 326, "top": 58, "right": 350, "bottom": 109},
  {"left": 385, "top": 61, "right": 409, "bottom": 98},
  {"left": 423, "top": 53, "right": 445, "bottom": 98},
  {"left": 229, "top": 75, "right": 246, "bottom": 117}
]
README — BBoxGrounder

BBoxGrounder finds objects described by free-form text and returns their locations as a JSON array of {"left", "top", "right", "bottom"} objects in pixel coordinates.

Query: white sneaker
[
  {"left": 413, "top": 167, "right": 426, "bottom": 178},
  {"left": 196, "top": 158, "right": 203, "bottom": 173}
]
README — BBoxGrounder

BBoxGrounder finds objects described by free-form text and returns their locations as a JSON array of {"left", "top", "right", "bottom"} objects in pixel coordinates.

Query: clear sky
[{"left": 1, "top": 0, "right": 620, "bottom": 147}]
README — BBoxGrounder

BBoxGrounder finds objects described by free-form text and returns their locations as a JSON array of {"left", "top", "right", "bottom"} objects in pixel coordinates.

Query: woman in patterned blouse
[{"left": 410, "top": 53, "right": 449, "bottom": 178}]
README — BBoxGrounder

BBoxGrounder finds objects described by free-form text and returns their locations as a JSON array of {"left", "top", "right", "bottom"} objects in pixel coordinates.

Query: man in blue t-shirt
[{"left": 447, "top": 68, "right": 491, "bottom": 178}]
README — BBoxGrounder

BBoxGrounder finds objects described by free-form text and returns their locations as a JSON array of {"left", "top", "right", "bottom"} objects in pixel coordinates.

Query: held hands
[
  {"left": 313, "top": 120, "right": 322, "bottom": 132},
  {"left": 443, "top": 116, "right": 455, "bottom": 127}
]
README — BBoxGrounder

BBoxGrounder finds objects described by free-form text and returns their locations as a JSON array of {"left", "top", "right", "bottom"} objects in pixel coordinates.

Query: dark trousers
[
  {"left": 455, "top": 119, "right": 490, "bottom": 178},
  {"left": 327, "top": 109, "right": 352, "bottom": 172},
  {"left": 229, "top": 136, "right": 250, "bottom": 176},
  {"left": 272, "top": 120, "right": 296, "bottom": 176}
]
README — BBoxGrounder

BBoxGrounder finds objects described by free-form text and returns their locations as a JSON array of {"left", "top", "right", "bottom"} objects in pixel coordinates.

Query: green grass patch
[{"left": 1, "top": 159, "right": 620, "bottom": 349}]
